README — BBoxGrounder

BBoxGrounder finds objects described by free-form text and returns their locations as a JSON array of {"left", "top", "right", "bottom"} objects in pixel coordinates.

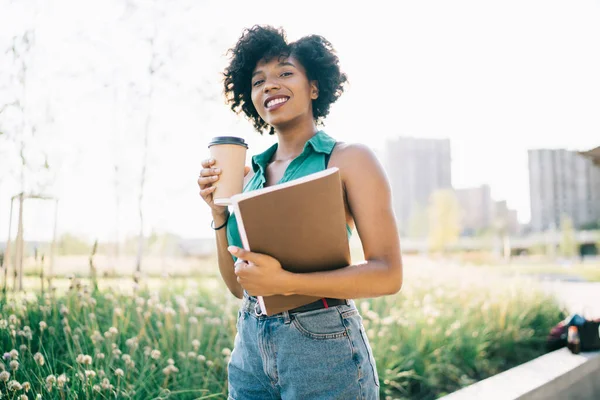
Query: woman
[{"left": 198, "top": 25, "right": 402, "bottom": 400}]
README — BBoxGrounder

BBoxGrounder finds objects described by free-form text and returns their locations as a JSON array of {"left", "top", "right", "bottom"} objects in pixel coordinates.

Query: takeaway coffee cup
[{"left": 208, "top": 136, "right": 248, "bottom": 205}]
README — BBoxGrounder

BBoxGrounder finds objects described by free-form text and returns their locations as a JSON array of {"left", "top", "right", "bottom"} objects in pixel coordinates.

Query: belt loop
[
  {"left": 254, "top": 301, "right": 263, "bottom": 317},
  {"left": 283, "top": 311, "right": 292, "bottom": 324}
]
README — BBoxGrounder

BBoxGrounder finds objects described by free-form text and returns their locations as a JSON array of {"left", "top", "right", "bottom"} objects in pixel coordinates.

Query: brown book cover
[{"left": 230, "top": 167, "right": 351, "bottom": 316}]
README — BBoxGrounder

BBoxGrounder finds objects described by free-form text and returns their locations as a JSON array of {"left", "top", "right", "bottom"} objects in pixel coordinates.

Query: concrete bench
[{"left": 439, "top": 348, "right": 600, "bottom": 400}]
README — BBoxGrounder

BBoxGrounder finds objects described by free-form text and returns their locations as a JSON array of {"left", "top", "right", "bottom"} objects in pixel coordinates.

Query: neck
[{"left": 273, "top": 118, "right": 319, "bottom": 160}]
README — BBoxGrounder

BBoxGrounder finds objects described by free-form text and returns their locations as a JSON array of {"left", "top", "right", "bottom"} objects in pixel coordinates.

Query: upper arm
[{"left": 333, "top": 144, "right": 403, "bottom": 287}]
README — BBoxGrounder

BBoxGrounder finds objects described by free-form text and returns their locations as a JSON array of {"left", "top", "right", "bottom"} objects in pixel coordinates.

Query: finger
[
  {"left": 199, "top": 186, "right": 216, "bottom": 197},
  {"left": 197, "top": 176, "right": 219, "bottom": 187},
  {"left": 201, "top": 158, "right": 216, "bottom": 168},
  {"left": 199, "top": 167, "right": 221, "bottom": 177},
  {"left": 228, "top": 246, "right": 265, "bottom": 264},
  {"left": 244, "top": 166, "right": 251, "bottom": 177}
]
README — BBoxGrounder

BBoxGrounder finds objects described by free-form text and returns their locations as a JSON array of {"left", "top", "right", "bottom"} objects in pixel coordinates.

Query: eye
[
  {"left": 280, "top": 71, "right": 293, "bottom": 77},
  {"left": 252, "top": 79, "right": 264, "bottom": 87}
]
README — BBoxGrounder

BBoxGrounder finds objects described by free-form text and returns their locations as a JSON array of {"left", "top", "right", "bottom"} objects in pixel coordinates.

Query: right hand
[{"left": 198, "top": 158, "right": 250, "bottom": 215}]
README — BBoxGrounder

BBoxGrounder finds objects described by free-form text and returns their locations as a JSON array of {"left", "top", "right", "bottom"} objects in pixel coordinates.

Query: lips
[{"left": 264, "top": 95, "right": 290, "bottom": 110}]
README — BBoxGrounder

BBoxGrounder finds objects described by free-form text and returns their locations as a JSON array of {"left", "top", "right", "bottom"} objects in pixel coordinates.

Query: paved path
[{"left": 539, "top": 281, "right": 600, "bottom": 318}]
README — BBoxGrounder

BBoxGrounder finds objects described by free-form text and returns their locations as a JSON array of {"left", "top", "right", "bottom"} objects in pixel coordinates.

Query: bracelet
[{"left": 211, "top": 212, "right": 230, "bottom": 230}]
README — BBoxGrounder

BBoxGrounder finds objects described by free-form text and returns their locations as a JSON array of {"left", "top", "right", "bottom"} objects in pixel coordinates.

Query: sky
[{"left": 0, "top": 0, "right": 599, "bottom": 242}]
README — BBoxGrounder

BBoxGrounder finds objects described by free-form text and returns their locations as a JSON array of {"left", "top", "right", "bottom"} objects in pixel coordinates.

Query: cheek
[{"left": 251, "top": 92, "right": 264, "bottom": 115}]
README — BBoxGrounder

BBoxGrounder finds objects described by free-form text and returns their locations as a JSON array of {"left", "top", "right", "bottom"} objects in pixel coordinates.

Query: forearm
[
  {"left": 213, "top": 211, "right": 243, "bottom": 299},
  {"left": 284, "top": 260, "right": 402, "bottom": 299}
]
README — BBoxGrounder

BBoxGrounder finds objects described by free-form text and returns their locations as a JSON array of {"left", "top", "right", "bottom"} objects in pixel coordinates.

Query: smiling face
[{"left": 250, "top": 55, "right": 319, "bottom": 129}]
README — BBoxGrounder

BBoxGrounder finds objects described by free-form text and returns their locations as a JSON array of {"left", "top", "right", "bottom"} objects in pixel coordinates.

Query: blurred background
[
  {"left": 1, "top": 1, "right": 599, "bottom": 398},
  {"left": 1, "top": 0, "right": 598, "bottom": 278}
]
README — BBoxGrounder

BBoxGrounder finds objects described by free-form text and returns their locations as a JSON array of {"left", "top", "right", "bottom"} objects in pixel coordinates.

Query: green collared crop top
[{"left": 226, "top": 130, "right": 352, "bottom": 261}]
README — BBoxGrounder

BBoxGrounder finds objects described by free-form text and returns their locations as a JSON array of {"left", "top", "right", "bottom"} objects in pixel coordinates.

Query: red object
[{"left": 321, "top": 298, "right": 329, "bottom": 308}]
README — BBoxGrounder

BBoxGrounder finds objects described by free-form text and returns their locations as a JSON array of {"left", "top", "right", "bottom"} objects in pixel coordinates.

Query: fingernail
[
  {"left": 228, "top": 246, "right": 238, "bottom": 254},
  {"left": 214, "top": 168, "right": 221, "bottom": 173},
  {"left": 209, "top": 158, "right": 215, "bottom": 163},
  {"left": 212, "top": 176, "right": 218, "bottom": 180}
]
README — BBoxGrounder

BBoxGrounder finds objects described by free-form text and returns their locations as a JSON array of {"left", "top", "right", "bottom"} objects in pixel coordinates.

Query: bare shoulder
[{"left": 329, "top": 142, "right": 385, "bottom": 178}]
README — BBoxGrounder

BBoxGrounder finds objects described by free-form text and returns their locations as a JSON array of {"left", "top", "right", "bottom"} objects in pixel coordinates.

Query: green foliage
[
  {"left": 428, "top": 190, "right": 462, "bottom": 253},
  {"left": 407, "top": 203, "right": 429, "bottom": 239},
  {"left": 559, "top": 215, "right": 578, "bottom": 258},
  {"left": 57, "top": 233, "right": 92, "bottom": 256},
  {"left": 0, "top": 273, "right": 564, "bottom": 399}
]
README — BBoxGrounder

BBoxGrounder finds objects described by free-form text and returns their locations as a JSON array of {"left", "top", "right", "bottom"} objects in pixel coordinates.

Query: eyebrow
[{"left": 252, "top": 61, "right": 297, "bottom": 78}]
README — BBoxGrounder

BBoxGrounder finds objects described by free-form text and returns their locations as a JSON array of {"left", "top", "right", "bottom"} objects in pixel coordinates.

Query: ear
[{"left": 310, "top": 81, "right": 319, "bottom": 100}]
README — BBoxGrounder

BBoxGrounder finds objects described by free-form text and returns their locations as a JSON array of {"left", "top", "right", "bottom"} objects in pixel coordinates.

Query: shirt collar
[{"left": 251, "top": 130, "right": 335, "bottom": 174}]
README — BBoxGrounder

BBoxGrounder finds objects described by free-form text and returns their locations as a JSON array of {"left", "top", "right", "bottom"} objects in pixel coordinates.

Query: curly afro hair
[{"left": 223, "top": 25, "right": 348, "bottom": 135}]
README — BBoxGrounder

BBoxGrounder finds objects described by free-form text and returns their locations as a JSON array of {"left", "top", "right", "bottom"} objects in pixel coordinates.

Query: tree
[
  {"left": 407, "top": 202, "right": 428, "bottom": 238},
  {"left": 559, "top": 215, "right": 578, "bottom": 259},
  {"left": 427, "top": 190, "right": 461, "bottom": 254}
]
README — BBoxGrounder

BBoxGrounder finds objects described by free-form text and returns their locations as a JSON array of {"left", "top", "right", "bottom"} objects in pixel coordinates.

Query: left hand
[{"left": 228, "top": 246, "right": 293, "bottom": 297}]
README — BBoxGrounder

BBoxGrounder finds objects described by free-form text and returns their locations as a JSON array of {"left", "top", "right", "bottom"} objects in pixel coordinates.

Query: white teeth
[{"left": 267, "top": 97, "right": 288, "bottom": 108}]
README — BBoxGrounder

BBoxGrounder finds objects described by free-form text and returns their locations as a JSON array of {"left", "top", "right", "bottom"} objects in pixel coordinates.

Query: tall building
[
  {"left": 494, "top": 200, "right": 520, "bottom": 235},
  {"left": 528, "top": 149, "right": 600, "bottom": 232},
  {"left": 455, "top": 185, "right": 494, "bottom": 236},
  {"left": 384, "top": 137, "right": 452, "bottom": 234}
]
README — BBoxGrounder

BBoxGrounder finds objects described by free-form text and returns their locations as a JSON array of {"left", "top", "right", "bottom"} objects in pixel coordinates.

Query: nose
[{"left": 263, "top": 77, "right": 280, "bottom": 93}]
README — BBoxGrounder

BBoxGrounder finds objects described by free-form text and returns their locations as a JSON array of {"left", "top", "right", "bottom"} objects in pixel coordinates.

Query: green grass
[
  {"left": 0, "top": 268, "right": 564, "bottom": 399},
  {"left": 485, "top": 263, "right": 600, "bottom": 282}
]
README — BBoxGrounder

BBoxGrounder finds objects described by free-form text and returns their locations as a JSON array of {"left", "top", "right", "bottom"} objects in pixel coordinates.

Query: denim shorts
[{"left": 227, "top": 292, "right": 380, "bottom": 400}]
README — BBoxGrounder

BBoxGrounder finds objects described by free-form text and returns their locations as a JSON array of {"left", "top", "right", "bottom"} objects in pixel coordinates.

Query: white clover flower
[
  {"left": 114, "top": 308, "right": 123, "bottom": 317},
  {"left": 20, "top": 395, "right": 28, "bottom": 400},
  {"left": 188, "top": 316, "right": 198, "bottom": 325},
  {"left": 109, "top": 327, "right": 118, "bottom": 335},
  {"left": 34, "top": 353, "right": 45, "bottom": 366},
  {"left": 46, "top": 374, "right": 56, "bottom": 384},
  {"left": 150, "top": 350, "right": 161, "bottom": 360},
  {"left": 222, "top": 348, "right": 231, "bottom": 357},
  {"left": 59, "top": 305, "right": 69, "bottom": 316},
  {"left": 9, "top": 360, "right": 19, "bottom": 371},
  {"left": 0, "top": 319, "right": 7, "bottom": 329},
  {"left": 93, "top": 384, "right": 101, "bottom": 392},
  {"left": 114, "top": 368, "right": 124, "bottom": 377},
  {"left": 164, "top": 307, "right": 176, "bottom": 317},
  {"left": 9, "top": 349, "right": 18, "bottom": 360},
  {"left": 22, "top": 381, "right": 31, "bottom": 392},
  {"left": 101, "top": 377, "right": 112, "bottom": 390},
  {"left": 91, "top": 330, "right": 103, "bottom": 343},
  {"left": 125, "top": 337, "right": 138, "bottom": 350},
  {"left": 57, "top": 374, "right": 68, "bottom": 388},
  {"left": 8, "top": 315, "right": 17, "bottom": 324},
  {"left": 206, "top": 360, "right": 214, "bottom": 367},
  {"left": 162, "top": 365, "right": 179, "bottom": 376},
  {"left": 194, "top": 307, "right": 208, "bottom": 316},
  {"left": 36, "top": 394, "right": 42, "bottom": 399},
  {"left": 187, "top": 352, "right": 196, "bottom": 359},
  {"left": 8, "top": 380, "right": 22, "bottom": 391},
  {"left": 96, "top": 353, "right": 105, "bottom": 360},
  {"left": 97, "top": 370, "right": 106, "bottom": 378},
  {"left": 177, "top": 351, "right": 185, "bottom": 359},
  {"left": 192, "top": 339, "right": 200, "bottom": 351},
  {"left": 85, "top": 370, "right": 96, "bottom": 379},
  {"left": 39, "top": 321, "right": 47, "bottom": 331},
  {"left": 0, "top": 371, "right": 10, "bottom": 381},
  {"left": 121, "top": 354, "right": 131, "bottom": 363},
  {"left": 19, "top": 344, "right": 27, "bottom": 353},
  {"left": 112, "top": 348, "right": 122, "bottom": 357},
  {"left": 88, "top": 313, "right": 96, "bottom": 320},
  {"left": 167, "top": 358, "right": 174, "bottom": 366}
]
